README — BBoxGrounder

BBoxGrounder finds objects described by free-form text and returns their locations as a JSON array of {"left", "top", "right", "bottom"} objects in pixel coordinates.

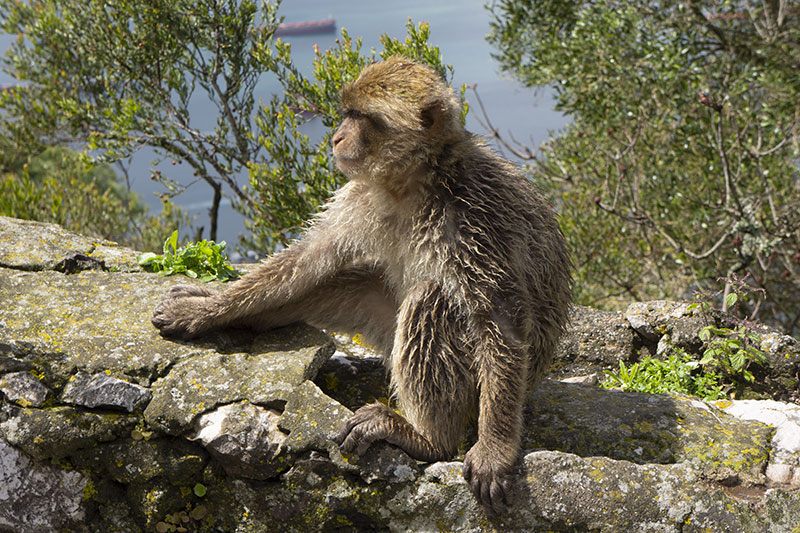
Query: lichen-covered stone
[
  {"left": 1, "top": 217, "right": 800, "bottom": 532},
  {"left": 0, "top": 371, "right": 50, "bottom": 407},
  {"left": 0, "top": 355, "right": 33, "bottom": 374},
  {"left": 720, "top": 399, "right": 800, "bottom": 486},
  {"left": 0, "top": 440, "right": 89, "bottom": 533},
  {"left": 314, "top": 353, "right": 389, "bottom": 411},
  {"left": 189, "top": 401, "right": 287, "bottom": 479},
  {"left": 71, "top": 437, "right": 207, "bottom": 485},
  {"left": 143, "top": 327, "right": 333, "bottom": 435},
  {"left": 0, "top": 405, "right": 137, "bottom": 460},
  {"left": 62, "top": 371, "right": 152, "bottom": 412},
  {"left": 126, "top": 478, "right": 195, "bottom": 530},
  {"left": 519, "top": 451, "right": 752, "bottom": 532},
  {"left": 524, "top": 380, "right": 773, "bottom": 485},
  {"left": 0, "top": 215, "right": 140, "bottom": 272},
  {"left": 0, "top": 268, "right": 214, "bottom": 385},
  {"left": 552, "top": 306, "right": 636, "bottom": 377}
]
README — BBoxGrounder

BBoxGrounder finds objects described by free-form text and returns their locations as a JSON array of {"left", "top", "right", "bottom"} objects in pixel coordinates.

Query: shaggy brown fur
[{"left": 152, "top": 56, "right": 572, "bottom": 514}]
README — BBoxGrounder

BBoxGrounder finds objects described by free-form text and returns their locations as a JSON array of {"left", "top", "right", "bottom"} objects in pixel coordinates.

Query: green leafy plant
[
  {"left": 138, "top": 230, "right": 240, "bottom": 282},
  {"left": 688, "top": 281, "right": 768, "bottom": 385},
  {"left": 601, "top": 351, "right": 725, "bottom": 401},
  {"left": 697, "top": 324, "right": 765, "bottom": 384}
]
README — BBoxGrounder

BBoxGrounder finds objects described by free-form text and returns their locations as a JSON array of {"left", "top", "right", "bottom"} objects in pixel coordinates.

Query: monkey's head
[{"left": 332, "top": 56, "right": 466, "bottom": 182}]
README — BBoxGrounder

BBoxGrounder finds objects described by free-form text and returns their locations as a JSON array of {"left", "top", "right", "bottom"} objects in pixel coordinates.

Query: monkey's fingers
[
  {"left": 151, "top": 301, "right": 203, "bottom": 339},
  {"left": 151, "top": 313, "right": 187, "bottom": 339}
]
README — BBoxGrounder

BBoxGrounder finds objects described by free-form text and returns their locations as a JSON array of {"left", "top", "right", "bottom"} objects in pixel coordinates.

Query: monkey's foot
[
  {"left": 333, "top": 403, "right": 445, "bottom": 463},
  {"left": 151, "top": 284, "right": 216, "bottom": 339},
  {"left": 463, "top": 443, "right": 515, "bottom": 515}
]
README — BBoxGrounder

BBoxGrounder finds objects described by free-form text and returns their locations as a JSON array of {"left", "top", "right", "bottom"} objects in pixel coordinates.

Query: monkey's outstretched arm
[
  {"left": 462, "top": 307, "right": 529, "bottom": 515},
  {"left": 152, "top": 224, "right": 352, "bottom": 338}
]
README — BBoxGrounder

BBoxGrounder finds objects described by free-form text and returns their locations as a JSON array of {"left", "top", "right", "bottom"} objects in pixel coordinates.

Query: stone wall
[{"left": 1, "top": 216, "right": 799, "bottom": 532}]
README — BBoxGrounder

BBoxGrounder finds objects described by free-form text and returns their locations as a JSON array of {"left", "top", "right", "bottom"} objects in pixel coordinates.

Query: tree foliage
[
  {"left": 489, "top": 0, "right": 800, "bottom": 335},
  {"left": 1, "top": 0, "right": 461, "bottom": 252},
  {"left": 0, "top": 145, "right": 187, "bottom": 251},
  {"left": 1, "top": 0, "right": 283, "bottom": 242}
]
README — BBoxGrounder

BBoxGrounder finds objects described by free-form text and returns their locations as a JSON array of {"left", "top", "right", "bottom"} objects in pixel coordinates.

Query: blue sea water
[{"left": 0, "top": 0, "right": 568, "bottom": 246}]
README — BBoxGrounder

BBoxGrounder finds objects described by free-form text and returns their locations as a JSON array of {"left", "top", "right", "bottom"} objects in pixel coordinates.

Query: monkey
[{"left": 151, "top": 56, "right": 572, "bottom": 514}]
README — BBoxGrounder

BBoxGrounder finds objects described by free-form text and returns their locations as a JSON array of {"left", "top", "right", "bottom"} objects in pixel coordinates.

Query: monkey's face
[{"left": 331, "top": 110, "right": 380, "bottom": 179}]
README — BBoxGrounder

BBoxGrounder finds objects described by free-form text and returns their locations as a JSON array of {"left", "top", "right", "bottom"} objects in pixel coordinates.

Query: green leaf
[
  {"left": 725, "top": 293, "right": 738, "bottom": 309},
  {"left": 164, "top": 230, "right": 179, "bottom": 255},
  {"left": 137, "top": 252, "right": 158, "bottom": 265}
]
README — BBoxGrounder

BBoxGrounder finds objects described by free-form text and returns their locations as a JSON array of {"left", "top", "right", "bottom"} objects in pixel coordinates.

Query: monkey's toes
[
  {"left": 463, "top": 448, "right": 514, "bottom": 515},
  {"left": 333, "top": 404, "right": 392, "bottom": 456}
]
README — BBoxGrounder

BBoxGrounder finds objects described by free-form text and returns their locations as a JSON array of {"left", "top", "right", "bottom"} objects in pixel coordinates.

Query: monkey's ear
[{"left": 420, "top": 101, "right": 446, "bottom": 137}]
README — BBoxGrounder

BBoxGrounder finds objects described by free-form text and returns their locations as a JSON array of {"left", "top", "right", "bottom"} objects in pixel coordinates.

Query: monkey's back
[{"left": 427, "top": 138, "right": 573, "bottom": 382}]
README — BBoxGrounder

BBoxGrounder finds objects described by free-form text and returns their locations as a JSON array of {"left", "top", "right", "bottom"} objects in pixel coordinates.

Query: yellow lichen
[{"left": 82, "top": 479, "right": 98, "bottom": 500}]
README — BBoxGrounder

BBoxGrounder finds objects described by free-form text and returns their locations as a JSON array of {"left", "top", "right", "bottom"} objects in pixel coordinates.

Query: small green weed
[
  {"left": 138, "top": 230, "right": 240, "bottom": 282},
  {"left": 601, "top": 350, "right": 725, "bottom": 400},
  {"left": 689, "top": 288, "right": 767, "bottom": 385}
]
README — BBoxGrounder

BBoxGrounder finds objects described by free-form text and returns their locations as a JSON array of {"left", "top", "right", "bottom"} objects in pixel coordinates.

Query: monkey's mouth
[
  {"left": 332, "top": 151, "right": 362, "bottom": 169},
  {"left": 332, "top": 154, "right": 357, "bottom": 175}
]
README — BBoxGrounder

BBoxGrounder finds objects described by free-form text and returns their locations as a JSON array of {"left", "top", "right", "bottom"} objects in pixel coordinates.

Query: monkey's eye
[{"left": 345, "top": 109, "right": 366, "bottom": 119}]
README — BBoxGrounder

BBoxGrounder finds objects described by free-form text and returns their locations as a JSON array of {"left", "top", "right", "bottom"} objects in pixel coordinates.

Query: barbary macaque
[{"left": 152, "top": 56, "right": 572, "bottom": 514}]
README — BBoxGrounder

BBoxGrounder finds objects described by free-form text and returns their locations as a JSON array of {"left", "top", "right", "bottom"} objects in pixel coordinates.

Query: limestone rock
[
  {"left": 62, "top": 371, "right": 152, "bottom": 412},
  {"left": 525, "top": 380, "right": 773, "bottom": 485},
  {"left": 0, "top": 405, "right": 137, "bottom": 461},
  {"left": 143, "top": 326, "right": 333, "bottom": 435},
  {"left": 0, "top": 371, "right": 50, "bottom": 407},
  {"left": 189, "top": 401, "right": 287, "bottom": 479},
  {"left": 71, "top": 437, "right": 207, "bottom": 485},
  {"left": 553, "top": 306, "right": 636, "bottom": 378},
  {"left": 721, "top": 399, "right": 800, "bottom": 486},
  {"left": 0, "top": 215, "right": 140, "bottom": 272},
  {"left": 0, "top": 440, "right": 88, "bottom": 533},
  {"left": 314, "top": 352, "right": 388, "bottom": 411}
]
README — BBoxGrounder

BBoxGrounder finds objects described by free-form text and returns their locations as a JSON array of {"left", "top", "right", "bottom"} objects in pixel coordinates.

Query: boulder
[{"left": 1, "top": 216, "right": 799, "bottom": 532}]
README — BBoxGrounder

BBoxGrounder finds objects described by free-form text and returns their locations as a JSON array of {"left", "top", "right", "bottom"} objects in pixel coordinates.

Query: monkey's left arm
[
  {"left": 462, "top": 306, "right": 529, "bottom": 515},
  {"left": 151, "top": 221, "right": 353, "bottom": 338}
]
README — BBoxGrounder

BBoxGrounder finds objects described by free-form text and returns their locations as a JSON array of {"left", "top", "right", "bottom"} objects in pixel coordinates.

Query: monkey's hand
[
  {"left": 151, "top": 284, "right": 216, "bottom": 339},
  {"left": 463, "top": 442, "right": 515, "bottom": 515}
]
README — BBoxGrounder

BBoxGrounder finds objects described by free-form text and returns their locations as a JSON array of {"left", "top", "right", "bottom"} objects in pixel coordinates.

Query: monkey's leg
[
  {"left": 335, "top": 280, "right": 476, "bottom": 463},
  {"left": 462, "top": 309, "right": 530, "bottom": 515}
]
